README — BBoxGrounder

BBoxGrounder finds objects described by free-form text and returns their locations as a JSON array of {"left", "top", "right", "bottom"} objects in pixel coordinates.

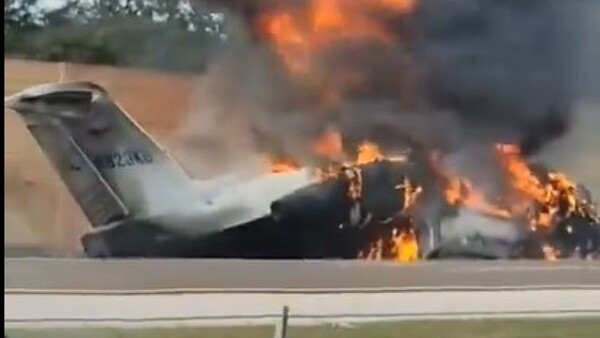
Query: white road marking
[{"left": 6, "top": 289, "right": 600, "bottom": 328}]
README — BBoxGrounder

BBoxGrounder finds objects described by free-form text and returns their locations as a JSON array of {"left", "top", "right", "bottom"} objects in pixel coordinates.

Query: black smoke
[
  {"left": 416, "top": 0, "right": 572, "bottom": 155},
  {"left": 196, "top": 0, "right": 578, "bottom": 162}
]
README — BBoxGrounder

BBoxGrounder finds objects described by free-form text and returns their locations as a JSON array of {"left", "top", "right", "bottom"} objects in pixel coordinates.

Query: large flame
[
  {"left": 268, "top": 139, "right": 596, "bottom": 261},
  {"left": 257, "top": 0, "right": 596, "bottom": 261},
  {"left": 361, "top": 227, "right": 419, "bottom": 262},
  {"left": 260, "top": 0, "right": 416, "bottom": 77},
  {"left": 437, "top": 144, "right": 592, "bottom": 234}
]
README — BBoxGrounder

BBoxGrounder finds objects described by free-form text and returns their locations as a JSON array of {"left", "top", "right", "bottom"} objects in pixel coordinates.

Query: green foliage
[
  {"left": 4, "top": 0, "right": 224, "bottom": 73},
  {"left": 7, "top": 318, "right": 600, "bottom": 338},
  {"left": 4, "top": 0, "right": 43, "bottom": 33}
]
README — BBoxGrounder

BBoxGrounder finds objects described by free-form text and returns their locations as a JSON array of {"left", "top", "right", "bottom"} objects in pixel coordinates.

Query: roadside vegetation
[
  {"left": 7, "top": 318, "right": 600, "bottom": 338},
  {"left": 4, "top": 0, "right": 224, "bottom": 73}
]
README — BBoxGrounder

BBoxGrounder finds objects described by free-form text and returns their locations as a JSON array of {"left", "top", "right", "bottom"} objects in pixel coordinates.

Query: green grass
[{"left": 7, "top": 318, "right": 600, "bottom": 338}]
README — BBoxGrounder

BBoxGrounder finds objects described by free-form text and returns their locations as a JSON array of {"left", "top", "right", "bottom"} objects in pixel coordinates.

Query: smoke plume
[{"left": 194, "top": 0, "right": 581, "bottom": 166}]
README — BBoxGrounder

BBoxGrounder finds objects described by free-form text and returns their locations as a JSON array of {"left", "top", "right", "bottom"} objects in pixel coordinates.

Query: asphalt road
[{"left": 5, "top": 259, "right": 600, "bottom": 291}]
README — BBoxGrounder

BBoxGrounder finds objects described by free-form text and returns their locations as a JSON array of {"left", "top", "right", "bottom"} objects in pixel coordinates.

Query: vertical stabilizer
[{"left": 6, "top": 82, "right": 193, "bottom": 226}]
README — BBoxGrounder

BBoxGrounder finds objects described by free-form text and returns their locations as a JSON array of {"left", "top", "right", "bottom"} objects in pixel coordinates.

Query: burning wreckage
[
  {"left": 188, "top": 0, "right": 600, "bottom": 261},
  {"left": 265, "top": 141, "right": 600, "bottom": 261},
  {"left": 7, "top": 0, "right": 600, "bottom": 260},
  {"left": 7, "top": 81, "right": 598, "bottom": 261}
]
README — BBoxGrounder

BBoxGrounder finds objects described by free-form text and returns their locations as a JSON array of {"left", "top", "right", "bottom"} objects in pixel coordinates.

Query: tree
[
  {"left": 4, "top": 0, "right": 43, "bottom": 34},
  {"left": 5, "top": 0, "right": 45, "bottom": 55},
  {"left": 4, "top": 0, "right": 225, "bottom": 73}
]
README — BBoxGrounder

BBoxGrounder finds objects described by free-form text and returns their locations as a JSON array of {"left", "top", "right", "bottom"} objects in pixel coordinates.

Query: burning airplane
[
  {"left": 5, "top": 80, "right": 598, "bottom": 259},
  {"left": 199, "top": 0, "right": 599, "bottom": 260},
  {"left": 5, "top": 0, "right": 599, "bottom": 259},
  {"left": 267, "top": 140, "right": 599, "bottom": 261}
]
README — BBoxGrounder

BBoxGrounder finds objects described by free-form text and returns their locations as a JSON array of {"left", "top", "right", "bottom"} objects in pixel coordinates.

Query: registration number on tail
[{"left": 92, "top": 151, "right": 153, "bottom": 170}]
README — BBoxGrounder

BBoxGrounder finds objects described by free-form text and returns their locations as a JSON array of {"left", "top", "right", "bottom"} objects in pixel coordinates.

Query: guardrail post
[{"left": 273, "top": 305, "right": 290, "bottom": 338}]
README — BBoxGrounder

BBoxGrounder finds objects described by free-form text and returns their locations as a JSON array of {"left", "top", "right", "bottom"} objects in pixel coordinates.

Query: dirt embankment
[{"left": 4, "top": 59, "right": 197, "bottom": 255}]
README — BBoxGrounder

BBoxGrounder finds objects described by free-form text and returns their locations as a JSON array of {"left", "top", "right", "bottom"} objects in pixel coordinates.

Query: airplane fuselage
[{"left": 141, "top": 169, "right": 316, "bottom": 237}]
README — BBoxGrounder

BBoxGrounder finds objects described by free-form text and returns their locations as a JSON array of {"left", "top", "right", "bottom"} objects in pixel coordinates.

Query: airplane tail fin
[{"left": 5, "top": 82, "right": 193, "bottom": 227}]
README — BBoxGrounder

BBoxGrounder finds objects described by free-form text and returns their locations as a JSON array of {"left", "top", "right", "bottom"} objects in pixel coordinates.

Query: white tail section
[{"left": 6, "top": 82, "right": 193, "bottom": 226}]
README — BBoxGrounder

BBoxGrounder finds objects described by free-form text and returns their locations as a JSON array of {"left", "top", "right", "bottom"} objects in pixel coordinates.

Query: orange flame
[
  {"left": 356, "top": 141, "right": 384, "bottom": 165},
  {"left": 392, "top": 228, "right": 419, "bottom": 262},
  {"left": 360, "top": 226, "right": 420, "bottom": 262},
  {"left": 260, "top": 0, "right": 417, "bottom": 77},
  {"left": 443, "top": 176, "right": 512, "bottom": 220},
  {"left": 269, "top": 140, "right": 594, "bottom": 262},
  {"left": 268, "top": 156, "right": 301, "bottom": 173},
  {"left": 256, "top": 0, "right": 595, "bottom": 262},
  {"left": 379, "top": 0, "right": 417, "bottom": 12},
  {"left": 435, "top": 144, "right": 590, "bottom": 233},
  {"left": 496, "top": 144, "right": 547, "bottom": 204},
  {"left": 362, "top": 238, "right": 385, "bottom": 261}
]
